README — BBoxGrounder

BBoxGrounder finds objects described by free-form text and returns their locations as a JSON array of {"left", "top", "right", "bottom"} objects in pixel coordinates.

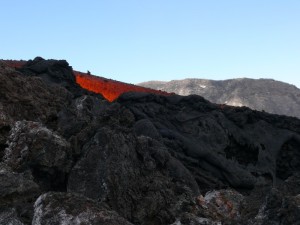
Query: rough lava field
[{"left": 1, "top": 57, "right": 300, "bottom": 225}]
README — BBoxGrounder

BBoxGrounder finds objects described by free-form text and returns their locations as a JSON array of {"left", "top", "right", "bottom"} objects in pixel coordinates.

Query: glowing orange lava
[
  {"left": 74, "top": 72, "right": 172, "bottom": 102},
  {"left": 2, "top": 60, "right": 172, "bottom": 102},
  {"left": 2, "top": 60, "right": 26, "bottom": 68}
]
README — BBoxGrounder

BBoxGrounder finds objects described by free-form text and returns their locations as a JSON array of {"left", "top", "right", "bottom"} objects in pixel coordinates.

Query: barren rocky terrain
[{"left": 1, "top": 58, "right": 300, "bottom": 224}]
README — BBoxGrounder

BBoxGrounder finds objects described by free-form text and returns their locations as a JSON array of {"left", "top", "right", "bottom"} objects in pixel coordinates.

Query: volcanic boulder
[
  {"left": 32, "top": 192, "right": 133, "bottom": 225},
  {"left": 4, "top": 120, "right": 72, "bottom": 191}
]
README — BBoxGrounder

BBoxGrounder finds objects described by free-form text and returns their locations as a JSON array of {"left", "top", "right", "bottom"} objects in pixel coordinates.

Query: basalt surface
[{"left": 0, "top": 57, "right": 300, "bottom": 225}]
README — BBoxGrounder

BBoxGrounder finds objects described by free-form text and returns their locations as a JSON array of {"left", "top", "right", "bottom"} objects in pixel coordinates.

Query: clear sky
[{"left": 1, "top": 0, "right": 299, "bottom": 87}]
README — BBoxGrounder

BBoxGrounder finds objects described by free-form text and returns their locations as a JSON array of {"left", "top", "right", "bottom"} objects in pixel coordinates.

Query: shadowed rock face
[
  {"left": 139, "top": 78, "right": 300, "bottom": 119},
  {"left": 1, "top": 58, "right": 300, "bottom": 225}
]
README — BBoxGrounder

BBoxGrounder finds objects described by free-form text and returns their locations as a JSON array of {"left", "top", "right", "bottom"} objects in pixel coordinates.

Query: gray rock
[
  {"left": 251, "top": 188, "right": 300, "bottom": 225},
  {"left": 32, "top": 192, "right": 133, "bottom": 225},
  {"left": 0, "top": 208, "right": 24, "bottom": 225},
  {"left": 198, "top": 189, "right": 244, "bottom": 221},
  {"left": 68, "top": 127, "right": 197, "bottom": 224},
  {"left": 171, "top": 215, "right": 222, "bottom": 225},
  {"left": 4, "top": 120, "right": 72, "bottom": 191},
  {"left": 0, "top": 163, "right": 40, "bottom": 224},
  {"left": 139, "top": 78, "right": 300, "bottom": 118},
  {"left": 0, "top": 163, "right": 39, "bottom": 198}
]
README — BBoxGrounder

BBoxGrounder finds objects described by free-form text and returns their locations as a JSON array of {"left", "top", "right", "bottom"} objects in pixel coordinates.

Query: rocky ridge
[
  {"left": 0, "top": 57, "right": 300, "bottom": 224},
  {"left": 139, "top": 78, "right": 300, "bottom": 119}
]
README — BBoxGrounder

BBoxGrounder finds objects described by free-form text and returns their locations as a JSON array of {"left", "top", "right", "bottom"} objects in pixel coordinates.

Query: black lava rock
[{"left": 1, "top": 58, "right": 300, "bottom": 225}]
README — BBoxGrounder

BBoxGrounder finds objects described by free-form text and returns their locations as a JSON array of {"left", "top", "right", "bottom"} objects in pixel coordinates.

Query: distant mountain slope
[{"left": 139, "top": 78, "right": 300, "bottom": 118}]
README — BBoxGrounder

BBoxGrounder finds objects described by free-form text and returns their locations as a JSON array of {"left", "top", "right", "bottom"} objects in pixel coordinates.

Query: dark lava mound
[{"left": 0, "top": 57, "right": 300, "bottom": 225}]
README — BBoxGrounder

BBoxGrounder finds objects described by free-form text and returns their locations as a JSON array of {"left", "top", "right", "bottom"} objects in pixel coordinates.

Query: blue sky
[{"left": 1, "top": 0, "right": 299, "bottom": 87}]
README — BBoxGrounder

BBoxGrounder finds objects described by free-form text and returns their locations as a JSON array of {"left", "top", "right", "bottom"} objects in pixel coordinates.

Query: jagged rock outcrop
[
  {"left": 32, "top": 192, "right": 133, "bottom": 225},
  {"left": 0, "top": 58, "right": 300, "bottom": 224},
  {"left": 0, "top": 162, "right": 40, "bottom": 224},
  {"left": 4, "top": 120, "right": 72, "bottom": 191},
  {"left": 139, "top": 78, "right": 300, "bottom": 118}
]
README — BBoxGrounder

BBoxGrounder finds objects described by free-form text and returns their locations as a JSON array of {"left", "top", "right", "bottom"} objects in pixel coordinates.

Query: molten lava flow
[
  {"left": 2, "top": 60, "right": 27, "bottom": 68},
  {"left": 2, "top": 60, "right": 173, "bottom": 102},
  {"left": 74, "top": 72, "right": 172, "bottom": 102}
]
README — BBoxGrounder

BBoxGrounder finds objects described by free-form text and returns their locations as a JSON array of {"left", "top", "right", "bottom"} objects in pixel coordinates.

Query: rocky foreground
[{"left": 1, "top": 58, "right": 300, "bottom": 225}]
